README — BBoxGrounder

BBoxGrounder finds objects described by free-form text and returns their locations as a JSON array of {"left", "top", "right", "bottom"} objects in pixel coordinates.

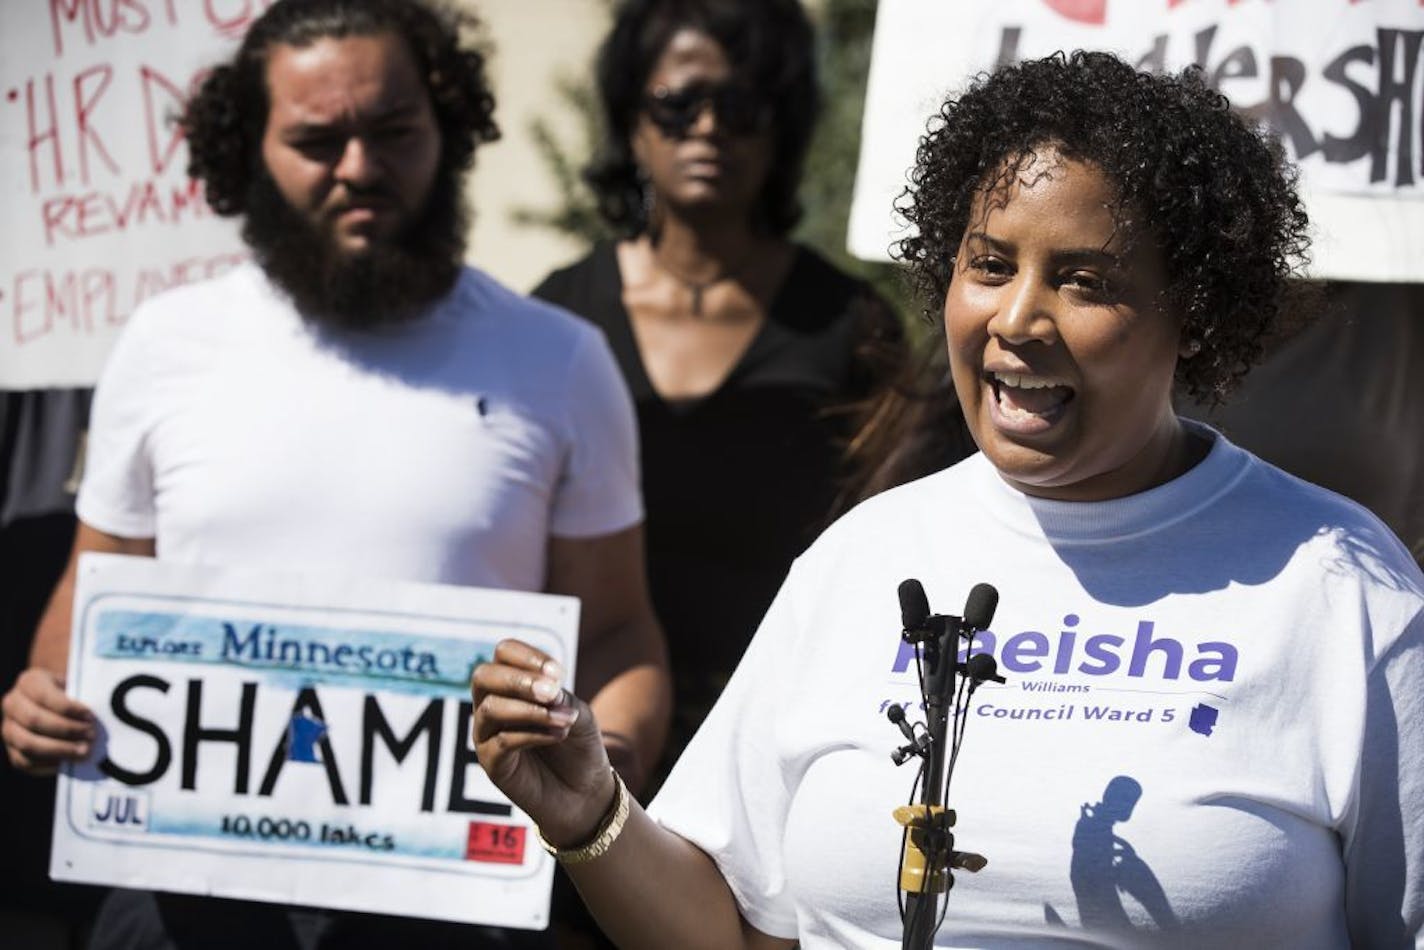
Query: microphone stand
[
  {"left": 890, "top": 580, "right": 998, "bottom": 950},
  {"left": 897, "top": 617, "right": 959, "bottom": 950}
]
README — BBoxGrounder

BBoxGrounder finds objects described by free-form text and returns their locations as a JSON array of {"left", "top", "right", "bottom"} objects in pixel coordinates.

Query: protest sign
[
  {"left": 0, "top": 1, "right": 255, "bottom": 389},
  {"left": 849, "top": 0, "right": 1424, "bottom": 282},
  {"left": 52, "top": 553, "right": 575, "bottom": 929}
]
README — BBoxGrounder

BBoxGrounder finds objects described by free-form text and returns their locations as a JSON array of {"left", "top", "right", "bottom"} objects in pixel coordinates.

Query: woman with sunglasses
[
  {"left": 480, "top": 51, "right": 1423, "bottom": 948},
  {"left": 534, "top": 0, "right": 904, "bottom": 791}
]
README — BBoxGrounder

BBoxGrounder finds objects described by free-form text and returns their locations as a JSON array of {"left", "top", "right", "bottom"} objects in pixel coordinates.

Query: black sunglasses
[{"left": 641, "top": 82, "right": 771, "bottom": 139}]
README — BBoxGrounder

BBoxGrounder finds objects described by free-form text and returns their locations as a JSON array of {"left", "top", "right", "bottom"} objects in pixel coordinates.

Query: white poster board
[
  {"left": 52, "top": 553, "right": 577, "bottom": 930},
  {"left": 849, "top": 0, "right": 1424, "bottom": 282},
  {"left": 0, "top": 2, "right": 257, "bottom": 390}
]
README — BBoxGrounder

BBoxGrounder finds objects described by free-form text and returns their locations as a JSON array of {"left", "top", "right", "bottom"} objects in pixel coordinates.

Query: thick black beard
[{"left": 241, "top": 168, "right": 468, "bottom": 330}]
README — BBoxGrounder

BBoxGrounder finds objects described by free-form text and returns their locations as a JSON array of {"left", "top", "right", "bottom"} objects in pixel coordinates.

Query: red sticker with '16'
[{"left": 466, "top": 822, "right": 526, "bottom": 864}]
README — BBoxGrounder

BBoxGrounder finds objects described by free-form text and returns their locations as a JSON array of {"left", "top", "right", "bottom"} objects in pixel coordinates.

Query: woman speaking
[{"left": 476, "top": 53, "right": 1423, "bottom": 948}]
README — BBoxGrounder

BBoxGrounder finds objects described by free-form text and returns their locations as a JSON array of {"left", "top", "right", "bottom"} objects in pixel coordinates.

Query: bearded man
[{"left": 0, "top": 1, "right": 669, "bottom": 947}]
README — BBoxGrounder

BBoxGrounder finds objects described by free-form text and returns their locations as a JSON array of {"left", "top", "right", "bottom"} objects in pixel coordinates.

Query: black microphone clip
[
  {"left": 959, "top": 653, "right": 1007, "bottom": 686},
  {"left": 901, "top": 613, "right": 961, "bottom": 645},
  {"left": 886, "top": 704, "right": 931, "bottom": 765}
]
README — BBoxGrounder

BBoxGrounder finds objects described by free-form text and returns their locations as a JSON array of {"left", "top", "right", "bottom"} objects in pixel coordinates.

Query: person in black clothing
[
  {"left": 0, "top": 389, "right": 104, "bottom": 949},
  {"left": 533, "top": 0, "right": 905, "bottom": 782}
]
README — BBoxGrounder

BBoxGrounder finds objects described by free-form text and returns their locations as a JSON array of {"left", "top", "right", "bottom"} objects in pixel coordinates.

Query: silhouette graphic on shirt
[
  {"left": 1051, "top": 775, "right": 1180, "bottom": 936},
  {"left": 288, "top": 710, "right": 328, "bottom": 763},
  {"left": 1189, "top": 703, "right": 1219, "bottom": 736}
]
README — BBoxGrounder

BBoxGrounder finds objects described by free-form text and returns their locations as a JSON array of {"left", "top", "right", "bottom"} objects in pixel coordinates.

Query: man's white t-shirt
[
  {"left": 649, "top": 427, "right": 1424, "bottom": 948},
  {"left": 77, "top": 263, "right": 642, "bottom": 589}
]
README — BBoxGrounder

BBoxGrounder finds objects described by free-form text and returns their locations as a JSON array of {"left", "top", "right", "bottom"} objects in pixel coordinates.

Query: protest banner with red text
[{"left": 0, "top": 1, "right": 262, "bottom": 389}]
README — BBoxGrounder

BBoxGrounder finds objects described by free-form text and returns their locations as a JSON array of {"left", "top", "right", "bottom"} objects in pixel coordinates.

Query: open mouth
[{"left": 987, "top": 370, "right": 1075, "bottom": 428}]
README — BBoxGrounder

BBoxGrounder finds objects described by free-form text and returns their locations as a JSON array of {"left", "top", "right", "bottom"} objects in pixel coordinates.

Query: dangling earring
[{"left": 1180, "top": 338, "right": 1203, "bottom": 358}]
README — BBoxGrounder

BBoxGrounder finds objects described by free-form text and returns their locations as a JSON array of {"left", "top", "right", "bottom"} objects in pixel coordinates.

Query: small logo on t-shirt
[{"left": 1188, "top": 703, "right": 1219, "bottom": 737}]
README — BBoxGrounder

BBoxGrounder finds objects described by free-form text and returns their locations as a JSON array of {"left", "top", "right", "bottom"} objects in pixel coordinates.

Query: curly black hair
[
  {"left": 587, "top": 0, "right": 819, "bottom": 236},
  {"left": 182, "top": 0, "right": 499, "bottom": 217},
  {"left": 897, "top": 51, "right": 1311, "bottom": 403}
]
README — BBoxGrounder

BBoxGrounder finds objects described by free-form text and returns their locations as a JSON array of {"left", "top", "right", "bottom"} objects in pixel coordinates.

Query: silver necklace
[{"left": 650, "top": 246, "right": 755, "bottom": 318}]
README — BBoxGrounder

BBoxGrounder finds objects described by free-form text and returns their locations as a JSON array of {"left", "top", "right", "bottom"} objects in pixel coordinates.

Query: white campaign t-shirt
[
  {"left": 77, "top": 263, "right": 642, "bottom": 589},
  {"left": 649, "top": 427, "right": 1424, "bottom": 948}
]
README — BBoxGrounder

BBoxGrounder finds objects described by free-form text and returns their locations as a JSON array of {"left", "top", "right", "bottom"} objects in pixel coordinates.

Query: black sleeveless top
[{"left": 534, "top": 242, "right": 902, "bottom": 765}]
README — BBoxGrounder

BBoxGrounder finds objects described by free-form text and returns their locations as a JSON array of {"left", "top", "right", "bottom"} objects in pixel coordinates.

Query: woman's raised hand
[{"left": 470, "top": 639, "right": 618, "bottom": 846}]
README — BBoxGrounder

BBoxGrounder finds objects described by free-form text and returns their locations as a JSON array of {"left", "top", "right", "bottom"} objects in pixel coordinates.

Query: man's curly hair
[
  {"left": 182, "top": 0, "right": 499, "bottom": 218},
  {"left": 897, "top": 51, "right": 1311, "bottom": 403},
  {"left": 586, "top": 0, "right": 819, "bottom": 236}
]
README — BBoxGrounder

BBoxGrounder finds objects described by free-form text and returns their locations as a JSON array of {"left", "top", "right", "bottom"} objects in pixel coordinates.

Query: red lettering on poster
[
  {"left": 1040, "top": 0, "right": 1107, "bottom": 24},
  {"left": 140, "top": 66, "right": 188, "bottom": 175},
  {"left": 131, "top": 251, "right": 246, "bottom": 305},
  {"left": 24, "top": 75, "right": 66, "bottom": 193},
  {"left": 9, "top": 252, "right": 246, "bottom": 347},
  {"left": 74, "top": 64, "right": 120, "bottom": 184},
  {"left": 205, "top": 0, "right": 276, "bottom": 38},
  {"left": 11, "top": 268, "right": 115, "bottom": 344},
  {"left": 49, "top": 0, "right": 163, "bottom": 58},
  {"left": 40, "top": 177, "right": 211, "bottom": 246},
  {"left": 50, "top": 0, "right": 91, "bottom": 57}
]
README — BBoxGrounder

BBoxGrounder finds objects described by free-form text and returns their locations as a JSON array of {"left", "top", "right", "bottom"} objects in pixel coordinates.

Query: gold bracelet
[{"left": 536, "top": 771, "right": 630, "bottom": 865}]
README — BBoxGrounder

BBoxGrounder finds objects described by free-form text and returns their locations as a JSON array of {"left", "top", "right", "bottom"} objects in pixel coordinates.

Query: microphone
[
  {"left": 962, "top": 583, "right": 999, "bottom": 632},
  {"left": 964, "top": 653, "right": 1006, "bottom": 685},
  {"left": 960, "top": 585, "right": 1002, "bottom": 691},
  {"left": 887, "top": 703, "right": 917, "bottom": 742},
  {"left": 887, "top": 704, "right": 931, "bottom": 765},
  {"left": 898, "top": 579, "right": 931, "bottom": 634}
]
